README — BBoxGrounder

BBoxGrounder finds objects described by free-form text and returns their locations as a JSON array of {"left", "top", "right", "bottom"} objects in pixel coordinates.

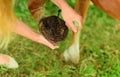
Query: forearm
[
  {"left": 13, "top": 19, "right": 58, "bottom": 49},
  {"left": 51, "top": 0, "right": 70, "bottom": 10},
  {"left": 15, "top": 20, "right": 39, "bottom": 42}
]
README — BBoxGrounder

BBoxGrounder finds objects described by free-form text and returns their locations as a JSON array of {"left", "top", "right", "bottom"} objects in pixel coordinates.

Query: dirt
[{"left": 39, "top": 16, "right": 68, "bottom": 44}]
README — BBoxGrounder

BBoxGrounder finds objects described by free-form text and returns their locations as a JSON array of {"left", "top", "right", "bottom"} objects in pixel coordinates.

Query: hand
[
  {"left": 51, "top": 0, "right": 82, "bottom": 32},
  {"left": 36, "top": 34, "right": 59, "bottom": 49},
  {"left": 61, "top": 3, "right": 82, "bottom": 32}
]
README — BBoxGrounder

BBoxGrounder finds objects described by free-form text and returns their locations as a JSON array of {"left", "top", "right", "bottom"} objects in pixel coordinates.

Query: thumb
[{"left": 40, "top": 35, "right": 59, "bottom": 49}]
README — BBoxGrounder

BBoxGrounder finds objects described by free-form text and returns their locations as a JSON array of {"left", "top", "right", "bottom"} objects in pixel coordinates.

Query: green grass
[{"left": 0, "top": 0, "right": 120, "bottom": 77}]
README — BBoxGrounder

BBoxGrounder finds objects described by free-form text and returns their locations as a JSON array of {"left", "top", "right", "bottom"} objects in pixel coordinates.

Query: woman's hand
[
  {"left": 61, "top": 4, "right": 82, "bottom": 32},
  {"left": 51, "top": 0, "right": 82, "bottom": 32},
  {"left": 36, "top": 34, "right": 59, "bottom": 49}
]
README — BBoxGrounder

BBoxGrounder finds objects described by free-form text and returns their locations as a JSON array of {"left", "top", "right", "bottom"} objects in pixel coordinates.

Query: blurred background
[{"left": 0, "top": 0, "right": 120, "bottom": 77}]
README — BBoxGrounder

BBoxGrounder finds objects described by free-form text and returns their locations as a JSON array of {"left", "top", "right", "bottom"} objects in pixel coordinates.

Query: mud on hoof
[
  {"left": 63, "top": 44, "right": 80, "bottom": 64},
  {"left": 39, "top": 16, "right": 68, "bottom": 44}
]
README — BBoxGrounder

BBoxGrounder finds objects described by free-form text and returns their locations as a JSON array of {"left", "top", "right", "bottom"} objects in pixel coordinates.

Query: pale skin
[{"left": 0, "top": 0, "right": 82, "bottom": 65}]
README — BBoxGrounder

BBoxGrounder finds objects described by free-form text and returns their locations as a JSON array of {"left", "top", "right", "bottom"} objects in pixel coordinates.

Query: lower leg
[
  {"left": 63, "top": 0, "right": 90, "bottom": 64},
  {"left": 64, "top": 31, "right": 80, "bottom": 64}
]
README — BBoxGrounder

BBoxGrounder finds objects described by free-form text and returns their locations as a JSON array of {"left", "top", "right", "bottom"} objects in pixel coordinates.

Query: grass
[{"left": 0, "top": 0, "right": 120, "bottom": 77}]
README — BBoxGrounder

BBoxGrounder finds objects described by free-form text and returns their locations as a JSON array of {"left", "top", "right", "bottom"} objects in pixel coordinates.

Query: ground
[{"left": 0, "top": 0, "right": 120, "bottom": 77}]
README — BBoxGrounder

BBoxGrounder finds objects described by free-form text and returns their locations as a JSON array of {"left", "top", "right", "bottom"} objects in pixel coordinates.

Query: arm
[
  {"left": 14, "top": 20, "right": 58, "bottom": 49},
  {"left": 51, "top": 0, "right": 82, "bottom": 32},
  {"left": 51, "top": 0, "right": 66, "bottom": 8}
]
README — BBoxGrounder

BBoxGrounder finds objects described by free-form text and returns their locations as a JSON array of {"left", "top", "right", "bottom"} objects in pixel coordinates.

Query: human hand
[
  {"left": 36, "top": 34, "right": 59, "bottom": 49},
  {"left": 51, "top": 0, "right": 82, "bottom": 32},
  {"left": 61, "top": 3, "right": 82, "bottom": 32}
]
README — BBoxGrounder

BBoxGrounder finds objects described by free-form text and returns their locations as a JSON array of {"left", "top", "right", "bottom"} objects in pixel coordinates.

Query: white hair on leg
[
  {"left": 64, "top": 42, "right": 80, "bottom": 64},
  {"left": 64, "top": 31, "right": 80, "bottom": 64}
]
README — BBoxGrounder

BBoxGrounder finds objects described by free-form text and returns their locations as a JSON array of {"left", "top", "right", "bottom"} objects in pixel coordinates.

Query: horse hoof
[{"left": 63, "top": 44, "right": 80, "bottom": 64}]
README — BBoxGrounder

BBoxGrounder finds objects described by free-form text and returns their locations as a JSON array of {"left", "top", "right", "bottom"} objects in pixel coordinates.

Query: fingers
[
  {"left": 66, "top": 20, "right": 82, "bottom": 32},
  {"left": 65, "top": 22, "right": 73, "bottom": 31},
  {"left": 39, "top": 34, "right": 59, "bottom": 49},
  {"left": 44, "top": 41, "right": 59, "bottom": 49},
  {"left": 66, "top": 22, "right": 77, "bottom": 32}
]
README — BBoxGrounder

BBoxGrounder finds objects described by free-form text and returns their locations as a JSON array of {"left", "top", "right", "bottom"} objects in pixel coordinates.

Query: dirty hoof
[{"left": 39, "top": 16, "right": 68, "bottom": 43}]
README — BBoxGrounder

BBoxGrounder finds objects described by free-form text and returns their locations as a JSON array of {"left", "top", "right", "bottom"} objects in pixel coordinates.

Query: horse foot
[{"left": 63, "top": 43, "right": 80, "bottom": 64}]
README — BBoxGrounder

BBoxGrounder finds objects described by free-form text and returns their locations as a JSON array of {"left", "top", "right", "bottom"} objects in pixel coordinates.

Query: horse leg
[
  {"left": 64, "top": 31, "right": 80, "bottom": 64},
  {"left": 63, "top": 0, "right": 90, "bottom": 64},
  {"left": 28, "top": 0, "right": 46, "bottom": 22}
]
